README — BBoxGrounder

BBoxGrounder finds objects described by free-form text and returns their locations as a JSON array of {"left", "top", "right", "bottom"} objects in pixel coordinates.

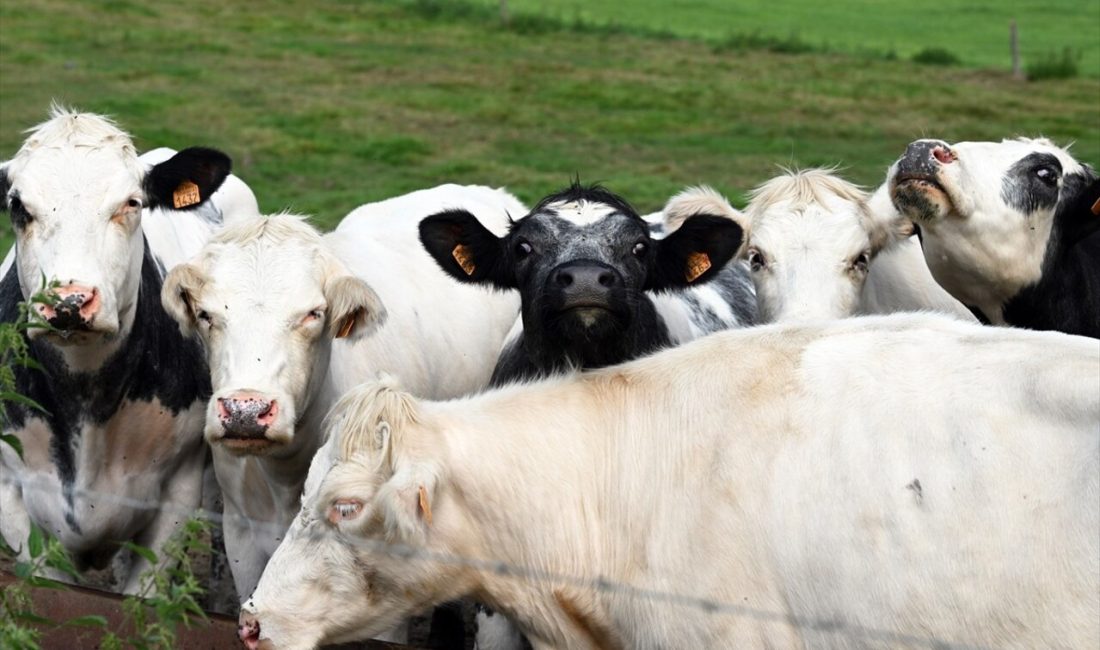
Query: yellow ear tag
[
  {"left": 418, "top": 485, "right": 433, "bottom": 526},
  {"left": 172, "top": 180, "right": 202, "bottom": 209},
  {"left": 335, "top": 308, "right": 361, "bottom": 339},
  {"left": 452, "top": 244, "right": 476, "bottom": 276},
  {"left": 685, "top": 252, "right": 712, "bottom": 283},
  {"left": 1091, "top": 197, "right": 1100, "bottom": 216}
]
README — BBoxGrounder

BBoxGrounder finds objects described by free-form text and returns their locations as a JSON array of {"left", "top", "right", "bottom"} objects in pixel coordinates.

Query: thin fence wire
[{"left": 2, "top": 474, "right": 991, "bottom": 650}]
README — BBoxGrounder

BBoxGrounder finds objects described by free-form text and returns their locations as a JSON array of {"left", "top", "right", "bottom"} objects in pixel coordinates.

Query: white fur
[
  {"left": 667, "top": 175, "right": 971, "bottom": 323},
  {"left": 245, "top": 313, "right": 1099, "bottom": 649},
  {"left": 887, "top": 137, "right": 1088, "bottom": 321},
  {"left": 164, "top": 185, "right": 523, "bottom": 599}
]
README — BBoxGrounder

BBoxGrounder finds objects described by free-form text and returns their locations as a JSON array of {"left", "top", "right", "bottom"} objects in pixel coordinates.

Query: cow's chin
[
  {"left": 29, "top": 324, "right": 118, "bottom": 345},
  {"left": 205, "top": 427, "right": 294, "bottom": 457},
  {"left": 891, "top": 176, "right": 954, "bottom": 223}
]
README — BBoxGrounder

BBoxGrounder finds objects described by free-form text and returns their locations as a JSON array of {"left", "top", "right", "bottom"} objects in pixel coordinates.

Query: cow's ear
[
  {"left": 324, "top": 274, "right": 387, "bottom": 341},
  {"left": 161, "top": 262, "right": 207, "bottom": 337},
  {"left": 144, "top": 147, "right": 231, "bottom": 211},
  {"left": 419, "top": 209, "right": 514, "bottom": 288},
  {"left": 646, "top": 214, "right": 744, "bottom": 291},
  {"left": 374, "top": 461, "right": 440, "bottom": 544}
]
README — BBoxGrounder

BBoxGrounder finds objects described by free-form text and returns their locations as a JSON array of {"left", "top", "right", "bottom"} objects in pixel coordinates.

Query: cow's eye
[
  {"left": 1034, "top": 166, "right": 1059, "bottom": 186},
  {"left": 301, "top": 308, "right": 325, "bottom": 325},
  {"left": 327, "top": 498, "right": 365, "bottom": 524},
  {"left": 126, "top": 198, "right": 143, "bottom": 209},
  {"left": 851, "top": 252, "right": 870, "bottom": 274},
  {"left": 748, "top": 248, "right": 768, "bottom": 272},
  {"left": 632, "top": 241, "right": 648, "bottom": 257},
  {"left": 515, "top": 240, "right": 533, "bottom": 258},
  {"left": 197, "top": 310, "right": 212, "bottom": 325},
  {"left": 9, "top": 196, "right": 32, "bottom": 227}
]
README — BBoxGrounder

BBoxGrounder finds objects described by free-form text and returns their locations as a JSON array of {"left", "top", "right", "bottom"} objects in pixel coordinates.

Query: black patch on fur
[
  {"left": 0, "top": 167, "right": 9, "bottom": 212},
  {"left": 1000, "top": 152, "right": 1062, "bottom": 216},
  {"left": 1002, "top": 169, "right": 1100, "bottom": 338},
  {"left": 418, "top": 209, "right": 514, "bottom": 288},
  {"left": 646, "top": 214, "right": 744, "bottom": 291},
  {"left": 1, "top": 239, "right": 212, "bottom": 508},
  {"left": 143, "top": 147, "right": 231, "bottom": 212}
]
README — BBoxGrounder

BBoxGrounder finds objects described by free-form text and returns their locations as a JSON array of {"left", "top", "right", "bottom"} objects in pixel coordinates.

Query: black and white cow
[
  {"left": 0, "top": 107, "right": 258, "bottom": 591},
  {"left": 889, "top": 137, "right": 1098, "bottom": 338},
  {"left": 420, "top": 182, "right": 756, "bottom": 386}
]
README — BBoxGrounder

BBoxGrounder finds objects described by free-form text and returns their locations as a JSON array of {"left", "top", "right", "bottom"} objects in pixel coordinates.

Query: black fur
[
  {"left": 0, "top": 167, "right": 9, "bottom": 212},
  {"left": 1001, "top": 152, "right": 1063, "bottom": 216},
  {"left": 143, "top": 147, "right": 231, "bottom": 211},
  {"left": 1001, "top": 172, "right": 1100, "bottom": 338},
  {"left": 0, "top": 239, "right": 212, "bottom": 511}
]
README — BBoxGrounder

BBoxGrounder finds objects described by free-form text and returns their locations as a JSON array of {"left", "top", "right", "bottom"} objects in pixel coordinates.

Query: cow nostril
[
  {"left": 597, "top": 271, "right": 616, "bottom": 288},
  {"left": 932, "top": 146, "right": 957, "bottom": 164},
  {"left": 555, "top": 271, "right": 574, "bottom": 288}
]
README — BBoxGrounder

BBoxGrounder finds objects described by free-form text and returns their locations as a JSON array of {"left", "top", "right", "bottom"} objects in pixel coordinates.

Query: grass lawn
[
  {"left": 468, "top": 0, "right": 1100, "bottom": 77},
  {"left": 1, "top": 0, "right": 1098, "bottom": 252}
]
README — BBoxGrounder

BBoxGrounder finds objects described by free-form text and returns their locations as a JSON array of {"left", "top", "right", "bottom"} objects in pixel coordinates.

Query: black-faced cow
[
  {"left": 889, "top": 137, "right": 1098, "bottom": 337},
  {"left": 419, "top": 182, "right": 756, "bottom": 386},
  {"left": 0, "top": 106, "right": 258, "bottom": 592},
  {"left": 161, "top": 185, "right": 523, "bottom": 602}
]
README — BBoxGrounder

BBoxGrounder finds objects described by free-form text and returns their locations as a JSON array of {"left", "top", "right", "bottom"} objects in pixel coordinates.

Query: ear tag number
[
  {"left": 172, "top": 180, "right": 202, "bottom": 209},
  {"left": 685, "top": 252, "right": 712, "bottom": 283},
  {"left": 452, "top": 244, "right": 476, "bottom": 276}
]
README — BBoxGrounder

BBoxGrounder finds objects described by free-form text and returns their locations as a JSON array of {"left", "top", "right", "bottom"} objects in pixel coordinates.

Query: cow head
[
  {"left": 161, "top": 215, "right": 385, "bottom": 455},
  {"left": 667, "top": 173, "right": 908, "bottom": 323},
  {"left": 888, "top": 137, "right": 1095, "bottom": 316},
  {"left": 239, "top": 379, "right": 463, "bottom": 649},
  {"left": 419, "top": 182, "right": 743, "bottom": 365},
  {"left": 0, "top": 106, "right": 230, "bottom": 358}
]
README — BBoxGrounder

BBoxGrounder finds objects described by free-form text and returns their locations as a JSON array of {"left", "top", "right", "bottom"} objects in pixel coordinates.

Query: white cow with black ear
[
  {"left": 663, "top": 172, "right": 971, "bottom": 323},
  {"left": 0, "top": 106, "right": 258, "bottom": 592},
  {"left": 161, "top": 185, "right": 523, "bottom": 601},
  {"left": 890, "top": 137, "right": 1098, "bottom": 337}
]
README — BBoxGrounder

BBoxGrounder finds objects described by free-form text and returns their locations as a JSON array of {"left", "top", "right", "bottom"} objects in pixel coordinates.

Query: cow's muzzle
[
  {"left": 218, "top": 390, "right": 279, "bottom": 441},
  {"left": 38, "top": 284, "right": 101, "bottom": 332}
]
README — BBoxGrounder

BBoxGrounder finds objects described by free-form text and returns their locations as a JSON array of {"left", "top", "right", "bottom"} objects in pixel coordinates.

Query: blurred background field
[{"left": 1, "top": 0, "right": 1098, "bottom": 250}]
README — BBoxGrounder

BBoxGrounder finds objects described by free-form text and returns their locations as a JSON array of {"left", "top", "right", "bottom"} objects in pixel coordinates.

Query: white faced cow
[
  {"left": 161, "top": 185, "right": 523, "bottom": 600},
  {"left": 663, "top": 172, "right": 972, "bottom": 323},
  {"left": 241, "top": 314, "right": 1099, "bottom": 650},
  {"left": 419, "top": 182, "right": 756, "bottom": 386},
  {"left": 889, "top": 137, "right": 1099, "bottom": 337},
  {"left": 0, "top": 106, "right": 259, "bottom": 592}
]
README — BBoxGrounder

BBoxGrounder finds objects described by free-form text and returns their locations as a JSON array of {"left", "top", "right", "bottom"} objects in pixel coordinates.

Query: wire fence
[{"left": 0, "top": 473, "right": 995, "bottom": 650}]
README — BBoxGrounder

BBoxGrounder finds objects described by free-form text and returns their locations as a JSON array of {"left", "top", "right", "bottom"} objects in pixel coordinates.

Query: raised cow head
[
  {"left": 161, "top": 215, "right": 385, "bottom": 455},
  {"left": 419, "top": 182, "right": 743, "bottom": 370},
  {"left": 0, "top": 107, "right": 229, "bottom": 362},
  {"left": 888, "top": 137, "right": 1095, "bottom": 318}
]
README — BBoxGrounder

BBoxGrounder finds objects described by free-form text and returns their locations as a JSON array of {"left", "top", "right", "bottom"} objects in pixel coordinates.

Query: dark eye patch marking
[{"left": 1001, "top": 152, "right": 1063, "bottom": 216}]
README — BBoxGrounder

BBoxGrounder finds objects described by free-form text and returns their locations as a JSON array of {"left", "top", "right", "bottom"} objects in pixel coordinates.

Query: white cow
[
  {"left": 889, "top": 137, "right": 1098, "bottom": 337},
  {"left": 663, "top": 172, "right": 972, "bottom": 323},
  {"left": 241, "top": 313, "right": 1098, "bottom": 650},
  {"left": 0, "top": 106, "right": 259, "bottom": 592},
  {"left": 161, "top": 185, "right": 524, "bottom": 601}
]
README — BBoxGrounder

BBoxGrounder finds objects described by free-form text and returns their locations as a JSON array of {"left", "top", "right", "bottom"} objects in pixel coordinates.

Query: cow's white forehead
[
  {"left": 951, "top": 138, "right": 1085, "bottom": 175},
  {"left": 540, "top": 199, "right": 624, "bottom": 227}
]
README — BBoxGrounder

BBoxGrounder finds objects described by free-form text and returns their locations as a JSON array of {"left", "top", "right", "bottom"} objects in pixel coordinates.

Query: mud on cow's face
[
  {"left": 162, "top": 216, "right": 385, "bottom": 456},
  {"left": 888, "top": 137, "right": 1093, "bottom": 309},
  {"left": 239, "top": 383, "right": 461, "bottom": 650},
  {"left": 418, "top": 182, "right": 743, "bottom": 346},
  {"left": 1, "top": 110, "right": 230, "bottom": 349}
]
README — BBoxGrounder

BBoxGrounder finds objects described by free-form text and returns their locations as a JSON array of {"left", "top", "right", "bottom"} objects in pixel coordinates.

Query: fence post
[{"left": 500, "top": 0, "right": 510, "bottom": 24}]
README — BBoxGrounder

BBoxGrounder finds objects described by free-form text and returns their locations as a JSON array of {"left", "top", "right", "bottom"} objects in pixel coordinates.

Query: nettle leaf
[
  {"left": 122, "top": 541, "right": 158, "bottom": 565},
  {"left": 1, "top": 432, "right": 24, "bottom": 460},
  {"left": 26, "top": 575, "right": 68, "bottom": 590},
  {"left": 63, "top": 615, "right": 108, "bottom": 628},
  {"left": 27, "top": 524, "right": 44, "bottom": 558}
]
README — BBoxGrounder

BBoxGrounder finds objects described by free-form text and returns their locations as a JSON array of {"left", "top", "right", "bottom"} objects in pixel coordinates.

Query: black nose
[
  {"left": 897, "top": 139, "right": 954, "bottom": 177},
  {"left": 549, "top": 262, "right": 620, "bottom": 308}
]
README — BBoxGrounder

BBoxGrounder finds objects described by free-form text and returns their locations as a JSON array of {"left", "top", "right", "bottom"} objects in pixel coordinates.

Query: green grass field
[
  {"left": 1, "top": 0, "right": 1098, "bottom": 252},
  {"left": 472, "top": 0, "right": 1100, "bottom": 77}
]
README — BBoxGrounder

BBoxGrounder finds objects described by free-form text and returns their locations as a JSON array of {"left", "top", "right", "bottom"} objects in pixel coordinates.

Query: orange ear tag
[
  {"left": 172, "top": 180, "right": 202, "bottom": 209},
  {"left": 1091, "top": 197, "right": 1100, "bottom": 216},
  {"left": 685, "top": 252, "right": 712, "bottom": 283},
  {"left": 335, "top": 309, "right": 361, "bottom": 339},
  {"left": 418, "top": 485, "right": 433, "bottom": 526},
  {"left": 452, "top": 244, "right": 476, "bottom": 276}
]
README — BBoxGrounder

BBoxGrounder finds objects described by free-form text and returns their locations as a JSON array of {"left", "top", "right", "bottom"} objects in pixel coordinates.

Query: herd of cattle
[{"left": 0, "top": 106, "right": 1097, "bottom": 650}]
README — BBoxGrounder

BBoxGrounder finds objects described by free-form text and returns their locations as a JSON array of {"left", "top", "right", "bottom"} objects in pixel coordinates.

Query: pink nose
[
  {"left": 931, "top": 145, "right": 957, "bottom": 164},
  {"left": 36, "top": 284, "right": 101, "bottom": 329},
  {"left": 238, "top": 611, "right": 261, "bottom": 649},
  {"left": 217, "top": 390, "right": 279, "bottom": 438}
]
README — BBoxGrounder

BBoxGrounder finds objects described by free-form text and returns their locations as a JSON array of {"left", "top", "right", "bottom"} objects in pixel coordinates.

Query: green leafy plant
[
  {"left": 1027, "top": 47, "right": 1080, "bottom": 81},
  {"left": 0, "top": 276, "right": 60, "bottom": 457}
]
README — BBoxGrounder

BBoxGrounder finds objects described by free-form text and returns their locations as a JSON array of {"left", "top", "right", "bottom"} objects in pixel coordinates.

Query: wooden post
[
  {"left": 500, "top": 0, "right": 510, "bottom": 24},
  {"left": 1010, "top": 20, "right": 1023, "bottom": 80}
]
